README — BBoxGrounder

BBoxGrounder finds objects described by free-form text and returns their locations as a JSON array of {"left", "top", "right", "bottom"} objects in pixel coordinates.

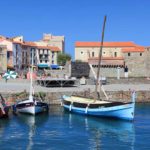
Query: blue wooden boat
[
  {"left": 62, "top": 91, "right": 136, "bottom": 121},
  {"left": 62, "top": 16, "right": 136, "bottom": 121}
]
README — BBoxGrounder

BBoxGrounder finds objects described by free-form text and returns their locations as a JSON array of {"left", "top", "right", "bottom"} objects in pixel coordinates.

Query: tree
[{"left": 57, "top": 53, "right": 71, "bottom": 66}]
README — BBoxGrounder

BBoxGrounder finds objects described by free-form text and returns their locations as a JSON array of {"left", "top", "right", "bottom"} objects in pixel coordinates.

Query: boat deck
[
  {"left": 63, "top": 96, "right": 130, "bottom": 108},
  {"left": 64, "top": 96, "right": 111, "bottom": 104}
]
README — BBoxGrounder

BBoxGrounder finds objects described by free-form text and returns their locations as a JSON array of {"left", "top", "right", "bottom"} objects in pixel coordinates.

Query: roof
[
  {"left": 12, "top": 41, "right": 60, "bottom": 51},
  {"left": 36, "top": 46, "right": 60, "bottom": 51},
  {"left": 22, "top": 42, "right": 37, "bottom": 47},
  {"left": 122, "top": 46, "right": 145, "bottom": 53},
  {"left": 88, "top": 57, "right": 124, "bottom": 66},
  {"left": 75, "top": 41, "right": 139, "bottom": 47},
  {"left": 88, "top": 57, "right": 124, "bottom": 60}
]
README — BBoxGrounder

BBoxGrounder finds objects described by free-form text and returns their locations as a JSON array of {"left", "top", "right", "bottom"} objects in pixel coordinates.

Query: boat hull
[
  {"left": 63, "top": 103, "right": 134, "bottom": 121},
  {"left": 0, "top": 107, "right": 9, "bottom": 118},
  {"left": 62, "top": 95, "right": 135, "bottom": 121},
  {"left": 15, "top": 101, "right": 49, "bottom": 115}
]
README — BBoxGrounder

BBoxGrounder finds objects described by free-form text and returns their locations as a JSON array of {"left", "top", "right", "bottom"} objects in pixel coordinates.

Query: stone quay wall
[{"left": 2, "top": 90, "right": 150, "bottom": 106}]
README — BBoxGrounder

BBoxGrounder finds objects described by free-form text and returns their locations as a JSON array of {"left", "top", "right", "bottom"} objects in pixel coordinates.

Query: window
[
  {"left": 45, "top": 60, "right": 48, "bottom": 63},
  {"left": 128, "top": 53, "right": 130, "bottom": 56},
  {"left": 52, "top": 52, "right": 55, "bottom": 58},
  {"left": 0, "top": 48, "right": 2, "bottom": 53},
  {"left": 92, "top": 52, "right": 94, "bottom": 57},
  {"left": 81, "top": 51, "right": 83, "bottom": 54},
  {"left": 7, "top": 52, "right": 10, "bottom": 58},
  {"left": 114, "top": 52, "right": 117, "bottom": 57},
  {"left": 140, "top": 53, "right": 142, "bottom": 56},
  {"left": 52, "top": 60, "right": 54, "bottom": 64}
]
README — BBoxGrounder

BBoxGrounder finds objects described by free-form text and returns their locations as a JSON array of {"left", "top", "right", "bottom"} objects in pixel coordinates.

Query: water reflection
[
  {"left": 16, "top": 113, "right": 49, "bottom": 150},
  {"left": 67, "top": 113, "right": 135, "bottom": 150},
  {"left": 0, "top": 118, "right": 9, "bottom": 139},
  {"left": 0, "top": 106, "right": 136, "bottom": 150}
]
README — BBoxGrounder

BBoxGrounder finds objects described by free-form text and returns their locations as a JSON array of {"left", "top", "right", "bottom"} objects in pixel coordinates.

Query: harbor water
[{"left": 0, "top": 103, "right": 150, "bottom": 150}]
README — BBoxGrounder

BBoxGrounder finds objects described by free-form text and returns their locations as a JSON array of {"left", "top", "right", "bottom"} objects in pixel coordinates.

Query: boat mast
[
  {"left": 29, "top": 49, "right": 34, "bottom": 101},
  {"left": 95, "top": 16, "right": 107, "bottom": 99}
]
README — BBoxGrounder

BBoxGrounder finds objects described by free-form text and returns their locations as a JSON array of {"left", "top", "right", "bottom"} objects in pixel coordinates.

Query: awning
[
  {"left": 50, "top": 64, "right": 60, "bottom": 69},
  {"left": 38, "top": 64, "right": 49, "bottom": 68}
]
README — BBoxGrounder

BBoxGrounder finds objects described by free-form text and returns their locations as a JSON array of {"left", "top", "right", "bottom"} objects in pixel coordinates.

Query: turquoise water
[{"left": 0, "top": 104, "right": 150, "bottom": 150}]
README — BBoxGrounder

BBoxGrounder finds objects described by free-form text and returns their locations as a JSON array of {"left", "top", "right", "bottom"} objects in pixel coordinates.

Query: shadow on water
[{"left": 0, "top": 118, "right": 10, "bottom": 139}]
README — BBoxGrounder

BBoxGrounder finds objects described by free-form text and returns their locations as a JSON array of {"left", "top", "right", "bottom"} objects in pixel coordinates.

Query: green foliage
[{"left": 57, "top": 53, "right": 71, "bottom": 65}]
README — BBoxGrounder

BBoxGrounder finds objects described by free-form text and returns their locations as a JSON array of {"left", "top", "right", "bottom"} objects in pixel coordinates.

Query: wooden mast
[{"left": 95, "top": 16, "right": 107, "bottom": 99}]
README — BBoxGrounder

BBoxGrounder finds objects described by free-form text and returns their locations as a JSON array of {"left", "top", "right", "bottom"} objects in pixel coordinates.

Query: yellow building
[{"left": 75, "top": 41, "right": 145, "bottom": 67}]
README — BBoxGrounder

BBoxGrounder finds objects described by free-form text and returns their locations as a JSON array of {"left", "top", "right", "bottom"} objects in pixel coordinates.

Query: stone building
[
  {"left": 0, "top": 36, "right": 13, "bottom": 70},
  {"left": 145, "top": 47, "right": 150, "bottom": 78},
  {"left": 35, "top": 33, "right": 65, "bottom": 52},
  {"left": 75, "top": 41, "right": 146, "bottom": 77}
]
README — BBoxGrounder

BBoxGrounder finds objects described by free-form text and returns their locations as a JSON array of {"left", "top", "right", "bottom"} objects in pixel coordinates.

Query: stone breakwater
[{"left": 2, "top": 90, "right": 150, "bottom": 106}]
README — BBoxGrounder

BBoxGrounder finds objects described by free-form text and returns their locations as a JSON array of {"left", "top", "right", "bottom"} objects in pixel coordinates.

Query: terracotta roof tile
[
  {"left": 88, "top": 57, "right": 124, "bottom": 60},
  {"left": 88, "top": 57, "right": 124, "bottom": 65},
  {"left": 49, "top": 46, "right": 60, "bottom": 52},
  {"left": 75, "top": 41, "right": 138, "bottom": 47},
  {"left": 122, "top": 47, "right": 145, "bottom": 53},
  {"left": 22, "top": 42, "right": 37, "bottom": 47},
  {"left": 13, "top": 41, "right": 23, "bottom": 44},
  {"left": 36, "top": 46, "right": 60, "bottom": 51}
]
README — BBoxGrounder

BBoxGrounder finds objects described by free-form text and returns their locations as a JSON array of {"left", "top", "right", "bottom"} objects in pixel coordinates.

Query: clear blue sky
[{"left": 0, "top": 0, "right": 150, "bottom": 59}]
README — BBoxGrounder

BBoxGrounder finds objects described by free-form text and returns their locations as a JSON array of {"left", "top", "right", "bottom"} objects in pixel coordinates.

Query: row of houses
[
  {"left": 0, "top": 33, "right": 149, "bottom": 77},
  {"left": 0, "top": 34, "right": 65, "bottom": 73}
]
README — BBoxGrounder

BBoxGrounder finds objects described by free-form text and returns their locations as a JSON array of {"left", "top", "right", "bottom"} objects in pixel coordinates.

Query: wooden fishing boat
[
  {"left": 62, "top": 16, "right": 136, "bottom": 121},
  {"left": 62, "top": 93, "right": 135, "bottom": 121},
  {"left": 15, "top": 50, "right": 49, "bottom": 115}
]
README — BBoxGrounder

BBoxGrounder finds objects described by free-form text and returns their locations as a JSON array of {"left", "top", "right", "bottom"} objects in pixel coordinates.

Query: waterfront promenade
[{"left": 0, "top": 78, "right": 150, "bottom": 93}]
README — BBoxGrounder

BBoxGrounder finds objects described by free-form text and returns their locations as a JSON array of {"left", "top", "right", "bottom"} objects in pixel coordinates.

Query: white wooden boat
[
  {"left": 15, "top": 98, "right": 48, "bottom": 115},
  {"left": 15, "top": 50, "right": 48, "bottom": 115}
]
